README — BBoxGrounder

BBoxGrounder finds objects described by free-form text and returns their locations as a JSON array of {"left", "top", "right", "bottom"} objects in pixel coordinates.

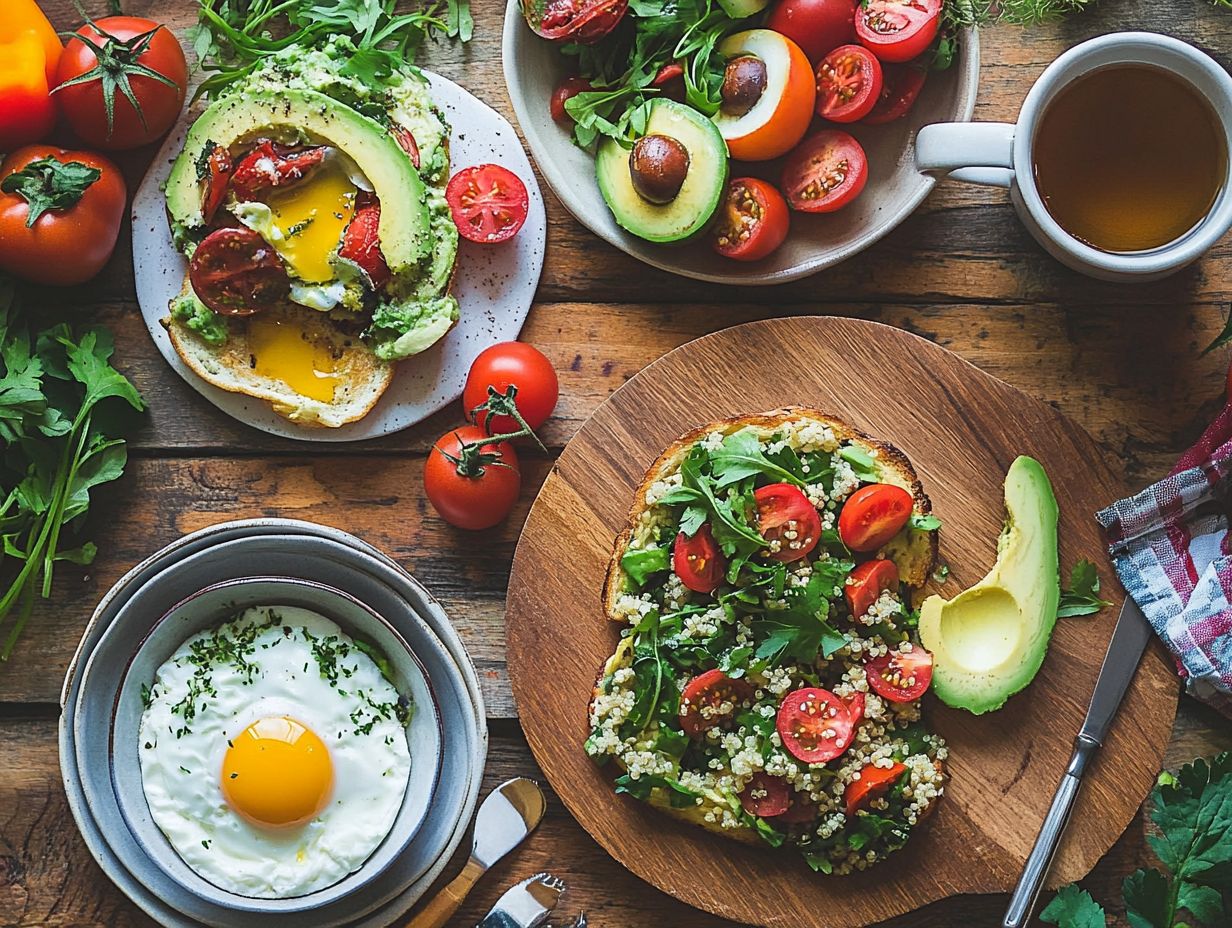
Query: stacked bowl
[{"left": 59, "top": 519, "right": 488, "bottom": 927}]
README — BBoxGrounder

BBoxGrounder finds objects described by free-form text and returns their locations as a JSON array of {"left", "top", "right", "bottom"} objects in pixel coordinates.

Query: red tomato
[
  {"left": 843, "top": 690, "right": 866, "bottom": 725},
  {"left": 201, "top": 144, "right": 233, "bottom": 224},
  {"left": 844, "top": 762, "right": 907, "bottom": 815},
  {"left": 188, "top": 227, "right": 288, "bottom": 316},
  {"left": 673, "top": 524, "right": 727, "bottom": 594},
  {"left": 816, "top": 45, "right": 883, "bottom": 123},
  {"left": 525, "top": 0, "right": 629, "bottom": 43},
  {"left": 446, "top": 165, "right": 529, "bottom": 244},
  {"left": 781, "top": 129, "right": 868, "bottom": 213},
  {"left": 837, "top": 483, "right": 914, "bottom": 551},
  {"left": 551, "top": 76, "right": 593, "bottom": 124},
  {"left": 740, "top": 772, "right": 790, "bottom": 817},
  {"left": 0, "top": 146, "right": 126, "bottom": 287},
  {"left": 712, "top": 178, "right": 790, "bottom": 262},
  {"left": 651, "top": 61, "right": 687, "bottom": 102},
  {"left": 54, "top": 16, "right": 187, "bottom": 150},
  {"left": 462, "top": 342, "right": 559, "bottom": 434},
  {"left": 754, "top": 483, "right": 821, "bottom": 563},
  {"left": 865, "top": 647, "right": 933, "bottom": 702},
  {"left": 424, "top": 425, "right": 522, "bottom": 530},
  {"left": 844, "top": 559, "right": 899, "bottom": 618},
  {"left": 680, "top": 669, "right": 754, "bottom": 739},
  {"left": 773, "top": 791, "right": 818, "bottom": 824},
  {"left": 393, "top": 126, "right": 421, "bottom": 169},
  {"left": 776, "top": 687, "right": 857, "bottom": 764},
  {"left": 855, "top": 0, "right": 942, "bottom": 63},
  {"left": 864, "top": 62, "right": 927, "bottom": 124},
  {"left": 230, "top": 140, "right": 327, "bottom": 201},
  {"left": 338, "top": 196, "right": 391, "bottom": 290},
  {"left": 767, "top": 0, "right": 857, "bottom": 63}
]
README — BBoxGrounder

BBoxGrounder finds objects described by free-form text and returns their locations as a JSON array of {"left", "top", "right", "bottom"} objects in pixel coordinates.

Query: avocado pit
[
  {"left": 629, "top": 134, "right": 691, "bottom": 205},
  {"left": 720, "top": 55, "right": 768, "bottom": 117}
]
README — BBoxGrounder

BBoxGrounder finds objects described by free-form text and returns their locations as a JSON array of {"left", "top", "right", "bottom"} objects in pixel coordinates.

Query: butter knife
[
  {"left": 1001, "top": 596, "right": 1155, "bottom": 928},
  {"left": 478, "top": 873, "right": 565, "bottom": 928}
]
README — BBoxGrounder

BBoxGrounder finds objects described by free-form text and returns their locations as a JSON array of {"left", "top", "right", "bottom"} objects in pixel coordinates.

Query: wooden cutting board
[{"left": 506, "top": 316, "right": 1179, "bottom": 928}]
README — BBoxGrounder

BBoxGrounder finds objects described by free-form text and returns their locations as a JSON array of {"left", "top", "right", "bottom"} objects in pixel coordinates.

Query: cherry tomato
[
  {"left": 773, "top": 791, "right": 818, "bottom": 824},
  {"left": 338, "top": 196, "right": 391, "bottom": 290},
  {"left": 393, "top": 126, "right": 421, "bottom": 169},
  {"left": 855, "top": 0, "right": 942, "bottom": 63},
  {"left": 230, "top": 140, "right": 327, "bottom": 201},
  {"left": 844, "top": 559, "right": 899, "bottom": 618},
  {"left": 680, "top": 669, "right": 754, "bottom": 739},
  {"left": 767, "top": 0, "right": 857, "bottom": 63},
  {"left": 781, "top": 129, "right": 868, "bottom": 213},
  {"left": 754, "top": 483, "right": 821, "bottom": 563},
  {"left": 816, "top": 45, "right": 883, "bottom": 123},
  {"left": 740, "top": 772, "right": 790, "bottom": 817},
  {"left": 188, "top": 227, "right": 288, "bottom": 316},
  {"left": 462, "top": 341, "right": 559, "bottom": 434},
  {"left": 551, "top": 76, "right": 593, "bottom": 124},
  {"left": 673, "top": 524, "right": 727, "bottom": 594},
  {"left": 446, "top": 165, "right": 529, "bottom": 244},
  {"left": 712, "top": 178, "right": 790, "bottom": 262},
  {"left": 201, "top": 144, "right": 233, "bottom": 224},
  {"left": 843, "top": 690, "right": 866, "bottom": 725},
  {"left": 865, "top": 647, "right": 933, "bottom": 702},
  {"left": 54, "top": 16, "right": 187, "bottom": 150},
  {"left": 837, "top": 483, "right": 914, "bottom": 551},
  {"left": 524, "top": 0, "right": 629, "bottom": 44},
  {"left": 424, "top": 425, "right": 522, "bottom": 531},
  {"left": 844, "top": 762, "right": 907, "bottom": 815},
  {"left": 0, "top": 146, "right": 126, "bottom": 287},
  {"left": 864, "top": 62, "right": 927, "bottom": 124},
  {"left": 776, "top": 687, "right": 857, "bottom": 764},
  {"left": 651, "top": 61, "right": 687, "bottom": 103}
]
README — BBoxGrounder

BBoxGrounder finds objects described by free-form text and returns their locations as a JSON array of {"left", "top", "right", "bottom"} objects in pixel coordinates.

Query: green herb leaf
[
  {"left": 752, "top": 570, "right": 851, "bottom": 664},
  {"left": 1123, "top": 868, "right": 1171, "bottom": 928},
  {"left": 1202, "top": 305, "right": 1232, "bottom": 356},
  {"left": 1039, "top": 884, "right": 1108, "bottom": 928},
  {"left": 0, "top": 157, "right": 101, "bottom": 227},
  {"left": 909, "top": 513, "right": 942, "bottom": 531},
  {"left": 621, "top": 546, "right": 671, "bottom": 590},
  {"left": 614, "top": 773, "right": 700, "bottom": 808},
  {"left": 1058, "top": 560, "right": 1113, "bottom": 618},
  {"left": 709, "top": 428, "right": 805, "bottom": 489},
  {"left": 838, "top": 444, "right": 880, "bottom": 482}
]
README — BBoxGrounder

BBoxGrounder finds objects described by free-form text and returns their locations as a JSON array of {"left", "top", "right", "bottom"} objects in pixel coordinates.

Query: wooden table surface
[{"left": 5, "top": 1, "right": 1232, "bottom": 926}]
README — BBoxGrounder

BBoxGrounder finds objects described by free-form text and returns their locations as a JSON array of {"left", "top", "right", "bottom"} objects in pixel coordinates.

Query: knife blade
[
  {"left": 1002, "top": 596, "right": 1155, "bottom": 928},
  {"left": 478, "top": 873, "right": 565, "bottom": 928}
]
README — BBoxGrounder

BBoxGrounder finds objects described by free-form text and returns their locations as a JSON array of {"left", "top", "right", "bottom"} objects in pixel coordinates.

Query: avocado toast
[{"left": 586, "top": 409, "right": 948, "bottom": 874}]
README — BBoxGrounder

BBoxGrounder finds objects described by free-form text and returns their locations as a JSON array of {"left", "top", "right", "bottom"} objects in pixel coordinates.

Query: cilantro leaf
[
  {"left": 1058, "top": 560, "right": 1113, "bottom": 618},
  {"left": 1039, "top": 884, "right": 1108, "bottom": 928}
]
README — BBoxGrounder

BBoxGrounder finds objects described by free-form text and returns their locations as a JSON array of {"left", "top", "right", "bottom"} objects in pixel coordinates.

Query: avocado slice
[
  {"left": 165, "top": 89, "right": 429, "bottom": 272},
  {"left": 918, "top": 456, "right": 1060, "bottom": 715},
  {"left": 595, "top": 99, "right": 729, "bottom": 244}
]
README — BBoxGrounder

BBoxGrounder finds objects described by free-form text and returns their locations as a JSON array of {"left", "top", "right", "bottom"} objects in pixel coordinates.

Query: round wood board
[{"left": 506, "top": 316, "right": 1180, "bottom": 928}]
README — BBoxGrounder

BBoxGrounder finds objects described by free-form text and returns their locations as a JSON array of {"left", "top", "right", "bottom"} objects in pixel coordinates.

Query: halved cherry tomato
[
  {"left": 188, "top": 226, "right": 288, "bottom": 316},
  {"left": 864, "top": 62, "right": 927, "bottom": 124},
  {"left": 754, "top": 483, "right": 821, "bottom": 563},
  {"left": 673, "top": 524, "right": 727, "bottom": 593},
  {"left": 865, "top": 647, "right": 933, "bottom": 702},
  {"left": 201, "top": 144, "right": 233, "bottom": 224},
  {"left": 837, "top": 483, "right": 913, "bottom": 551},
  {"left": 680, "top": 669, "right": 754, "bottom": 738},
  {"left": 551, "top": 76, "right": 592, "bottom": 124},
  {"left": 714, "top": 30, "right": 816, "bottom": 162},
  {"left": 776, "top": 687, "right": 857, "bottom": 764},
  {"left": 446, "top": 164, "right": 529, "bottom": 244},
  {"left": 740, "top": 772, "right": 790, "bottom": 817},
  {"left": 844, "top": 762, "right": 907, "bottom": 815},
  {"left": 773, "top": 791, "right": 819, "bottom": 824},
  {"left": 767, "top": 0, "right": 857, "bottom": 63},
  {"left": 781, "top": 129, "right": 868, "bottom": 213},
  {"left": 712, "top": 177, "right": 790, "bottom": 262},
  {"left": 855, "top": 0, "right": 942, "bottom": 63},
  {"left": 844, "top": 559, "right": 899, "bottom": 618},
  {"left": 816, "top": 44, "right": 882, "bottom": 123},
  {"left": 652, "top": 61, "right": 686, "bottom": 103},
  {"left": 230, "top": 140, "right": 327, "bottom": 201},
  {"left": 338, "top": 196, "right": 390, "bottom": 290},
  {"left": 393, "top": 126, "right": 421, "bottom": 169},
  {"left": 525, "top": 0, "right": 629, "bottom": 44},
  {"left": 843, "top": 690, "right": 866, "bottom": 725}
]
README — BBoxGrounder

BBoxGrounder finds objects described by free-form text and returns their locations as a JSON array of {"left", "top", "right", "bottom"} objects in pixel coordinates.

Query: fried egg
[{"left": 138, "top": 606, "right": 412, "bottom": 898}]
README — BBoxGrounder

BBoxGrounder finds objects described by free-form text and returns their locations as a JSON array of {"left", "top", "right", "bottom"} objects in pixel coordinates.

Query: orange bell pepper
[{"left": 1, "top": 1, "right": 64, "bottom": 151}]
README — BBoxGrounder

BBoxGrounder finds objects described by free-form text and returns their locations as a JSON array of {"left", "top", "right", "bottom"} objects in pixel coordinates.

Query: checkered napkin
[{"left": 1096, "top": 398, "right": 1232, "bottom": 718}]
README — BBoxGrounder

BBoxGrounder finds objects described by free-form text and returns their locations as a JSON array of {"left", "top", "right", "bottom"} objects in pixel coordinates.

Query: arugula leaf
[
  {"left": 621, "top": 546, "right": 670, "bottom": 590},
  {"left": 1058, "top": 560, "right": 1114, "bottom": 618},
  {"left": 1039, "top": 884, "right": 1108, "bottom": 928},
  {"left": 709, "top": 428, "right": 805, "bottom": 489},
  {"left": 752, "top": 815, "right": 786, "bottom": 848},
  {"left": 614, "top": 773, "right": 701, "bottom": 808},
  {"left": 660, "top": 447, "right": 764, "bottom": 556},
  {"left": 838, "top": 444, "right": 880, "bottom": 482},
  {"left": 753, "top": 570, "right": 851, "bottom": 665}
]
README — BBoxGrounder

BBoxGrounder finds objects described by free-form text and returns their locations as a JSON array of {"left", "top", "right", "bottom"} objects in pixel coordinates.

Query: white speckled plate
[{"left": 132, "top": 72, "right": 547, "bottom": 442}]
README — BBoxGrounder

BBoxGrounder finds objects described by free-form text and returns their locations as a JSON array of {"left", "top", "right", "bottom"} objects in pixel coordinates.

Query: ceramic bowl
[
  {"left": 109, "top": 576, "right": 442, "bottom": 913},
  {"left": 501, "top": 1, "right": 980, "bottom": 285}
]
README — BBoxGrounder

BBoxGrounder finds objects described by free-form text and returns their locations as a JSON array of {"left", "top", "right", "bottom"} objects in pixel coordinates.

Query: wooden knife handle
[{"left": 405, "top": 858, "right": 486, "bottom": 928}]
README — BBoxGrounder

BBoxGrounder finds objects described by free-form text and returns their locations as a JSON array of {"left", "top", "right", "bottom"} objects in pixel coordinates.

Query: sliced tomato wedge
[
  {"left": 525, "top": 0, "right": 629, "bottom": 44},
  {"left": 865, "top": 647, "right": 933, "bottom": 702},
  {"left": 740, "top": 772, "right": 791, "bottom": 817},
  {"left": 680, "top": 669, "right": 754, "bottom": 739},
  {"left": 201, "top": 144, "right": 233, "bottom": 224},
  {"left": 339, "top": 196, "right": 390, "bottom": 290},
  {"left": 446, "top": 164, "right": 529, "bottom": 244},
  {"left": 393, "top": 126, "right": 421, "bottom": 169},
  {"left": 837, "top": 483, "right": 914, "bottom": 552},
  {"left": 816, "top": 44, "right": 883, "bottom": 123},
  {"left": 673, "top": 524, "right": 727, "bottom": 594},
  {"left": 843, "top": 690, "right": 866, "bottom": 726},
  {"left": 188, "top": 227, "right": 288, "bottom": 316},
  {"left": 855, "top": 0, "right": 942, "bottom": 63},
  {"left": 230, "top": 140, "right": 328, "bottom": 201},
  {"left": 844, "top": 761, "right": 907, "bottom": 815},
  {"left": 712, "top": 177, "right": 790, "bottom": 262},
  {"left": 776, "top": 687, "right": 856, "bottom": 764},
  {"left": 864, "top": 62, "right": 927, "bottom": 124},
  {"left": 754, "top": 483, "right": 821, "bottom": 562},
  {"left": 551, "top": 76, "right": 593, "bottom": 124},
  {"left": 781, "top": 129, "right": 868, "bottom": 213},
  {"left": 845, "top": 559, "right": 900, "bottom": 618}
]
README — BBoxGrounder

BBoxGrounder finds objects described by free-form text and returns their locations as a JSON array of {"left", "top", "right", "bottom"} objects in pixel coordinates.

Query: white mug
[{"left": 916, "top": 32, "right": 1232, "bottom": 282}]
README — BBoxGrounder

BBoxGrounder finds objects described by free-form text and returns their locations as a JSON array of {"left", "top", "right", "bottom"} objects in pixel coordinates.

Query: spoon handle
[{"left": 405, "top": 857, "right": 486, "bottom": 928}]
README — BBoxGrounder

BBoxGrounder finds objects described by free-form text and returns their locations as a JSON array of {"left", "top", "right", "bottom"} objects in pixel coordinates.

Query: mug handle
[{"left": 916, "top": 123, "right": 1017, "bottom": 189}]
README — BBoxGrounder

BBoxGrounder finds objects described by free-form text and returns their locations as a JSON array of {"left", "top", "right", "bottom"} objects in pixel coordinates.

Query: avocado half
[
  {"left": 918, "top": 456, "right": 1060, "bottom": 715},
  {"left": 595, "top": 99, "right": 729, "bottom": 244},
  {"left": 165, "top": 88, "right": 430, "bottom": 272}
]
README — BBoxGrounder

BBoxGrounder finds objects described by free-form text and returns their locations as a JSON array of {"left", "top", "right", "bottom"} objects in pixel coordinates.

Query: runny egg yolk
[
  {"left": 221, "top": 716, "right": 333, "bottom": 828},
  {"left": 247, "top": 317, "right": 341, "bottom": 403},
  {"left": 265, "top": 159, "right": 357, "bottom": 284}
]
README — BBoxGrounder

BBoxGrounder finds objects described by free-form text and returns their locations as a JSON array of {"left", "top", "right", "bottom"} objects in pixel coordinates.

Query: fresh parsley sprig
[{"left": 1058, "top": 559, "right": 1113, "bottom": 618}]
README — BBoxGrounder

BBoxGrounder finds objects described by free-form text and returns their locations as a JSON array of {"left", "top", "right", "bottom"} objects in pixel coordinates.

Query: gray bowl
[{"left": 110, "top": 576, "right": 443, "bottom": 913}]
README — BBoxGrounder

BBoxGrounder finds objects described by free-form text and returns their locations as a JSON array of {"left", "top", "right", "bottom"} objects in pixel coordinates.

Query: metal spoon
[{"left": 406, "top": 778, "right": 548, "bottom": 928}]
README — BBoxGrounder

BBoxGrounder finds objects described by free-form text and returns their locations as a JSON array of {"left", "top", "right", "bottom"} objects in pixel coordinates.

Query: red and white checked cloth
[{"left": 1097, "top": 400, "right": 1232, "bottom": 718}]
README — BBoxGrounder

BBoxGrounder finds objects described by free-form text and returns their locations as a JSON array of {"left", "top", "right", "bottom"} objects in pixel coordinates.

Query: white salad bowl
[{"left": 502, "top": 1, "right": 980, "bottom": 285}]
